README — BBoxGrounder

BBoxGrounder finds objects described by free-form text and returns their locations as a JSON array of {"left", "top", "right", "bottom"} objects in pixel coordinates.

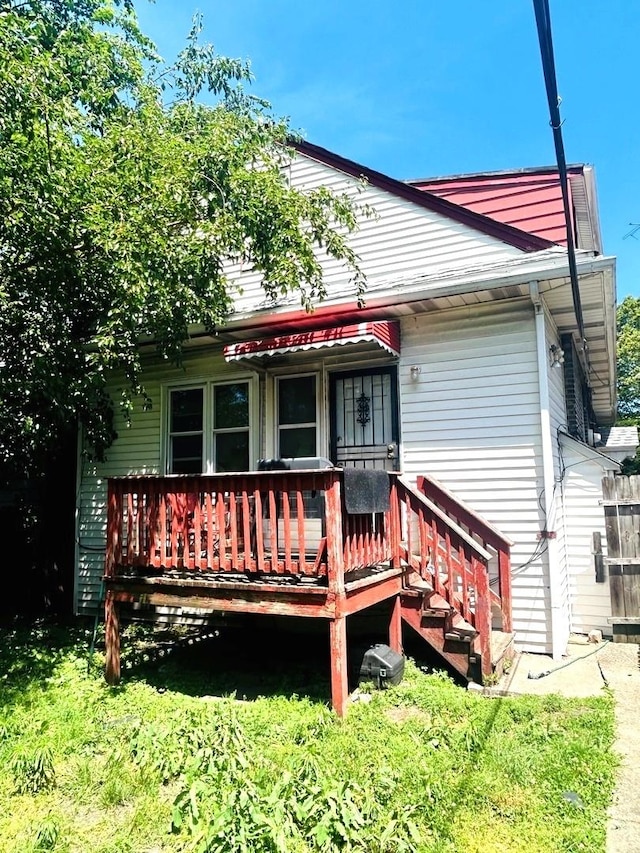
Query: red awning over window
[{"left": 223, "top": 320, "right": 400, "bottom": 362}]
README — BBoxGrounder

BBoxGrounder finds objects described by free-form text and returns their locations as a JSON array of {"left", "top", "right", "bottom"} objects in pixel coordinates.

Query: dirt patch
[{"left": 384, "top": 706, "right": 431, "bottom": 725}]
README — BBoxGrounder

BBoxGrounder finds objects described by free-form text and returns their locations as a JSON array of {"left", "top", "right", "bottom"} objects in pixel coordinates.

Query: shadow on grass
[
  {"left": 120, "top": 618, "right": 471, "bottom": 707},
  {"left": 126, "top": 624, "right": 335, "bottom": 705}
]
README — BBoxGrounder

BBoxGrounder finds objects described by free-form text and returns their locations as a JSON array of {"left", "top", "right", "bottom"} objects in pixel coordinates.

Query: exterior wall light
[
  {"left": 410, "top": 365, "right": 422, "bottom": 381},
  {"left": 550, "top": 344, "right": 565, "bottom": 368}
]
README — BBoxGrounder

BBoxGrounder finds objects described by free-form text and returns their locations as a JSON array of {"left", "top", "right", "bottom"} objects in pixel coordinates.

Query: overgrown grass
[{"left": 0, "top": 623, "right": 617, "bottom": 852}]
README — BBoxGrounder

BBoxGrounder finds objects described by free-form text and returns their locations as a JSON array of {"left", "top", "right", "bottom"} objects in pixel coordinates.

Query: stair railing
[
  {"left": 395, "top": 476, "right": 493, "bottom": 673},
  {"left": 416, "top": 474, "right": 512, "bottom": 633}
]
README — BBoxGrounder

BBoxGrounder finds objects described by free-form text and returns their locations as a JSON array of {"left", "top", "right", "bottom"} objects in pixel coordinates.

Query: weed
[
  {"left": 34, "top": 817, "right": 62, "bottom": 851},
  {"left": 10, "top": 746, "right": 55, "bottom": 794}
]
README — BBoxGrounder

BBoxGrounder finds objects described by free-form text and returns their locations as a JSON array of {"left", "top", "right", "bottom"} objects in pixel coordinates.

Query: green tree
[
  {"left": 615, "top": 295, "right": 640, "bottom": 474},
  {"left": 616, "top": 295, "right": 640, "bottom": 422},
  {"left": 0, "top": 0, "right": 366, "bottom": 478}
]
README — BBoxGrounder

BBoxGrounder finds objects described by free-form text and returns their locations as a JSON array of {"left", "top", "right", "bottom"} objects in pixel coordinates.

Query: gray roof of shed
[{"left": 598, "top": 426, "right": 639, "bottom": 450}]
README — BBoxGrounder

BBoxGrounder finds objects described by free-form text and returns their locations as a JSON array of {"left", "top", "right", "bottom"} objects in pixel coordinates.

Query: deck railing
[
  {"left": 105, "top": 471, "right": 396, "bottom": 590},
  {"left": 416, "top": 474, "right": 513, "bottom": 633}
]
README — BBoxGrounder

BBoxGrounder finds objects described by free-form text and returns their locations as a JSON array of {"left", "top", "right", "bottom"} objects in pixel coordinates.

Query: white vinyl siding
[
  {"left": 560, "top": 436, "right": 617, "bottom": 636},
  {"left": 225, "top": 153, "right": 524, "bottom": 316},
  {"left": 398, "top": 298, "right": 553, "bottom": 652}
]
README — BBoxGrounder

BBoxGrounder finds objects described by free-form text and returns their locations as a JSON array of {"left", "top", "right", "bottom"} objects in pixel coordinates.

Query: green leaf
[{"left": 0, "top": 0, "right": 367, "bottom": 477}]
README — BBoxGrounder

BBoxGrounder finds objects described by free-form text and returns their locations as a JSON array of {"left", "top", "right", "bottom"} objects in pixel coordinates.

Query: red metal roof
[
  {"left": 408, "top": 168, "right": 583, "bottom": 247},
  {"left": 224, "top": 320, "right": 401, "bottom": 361}
]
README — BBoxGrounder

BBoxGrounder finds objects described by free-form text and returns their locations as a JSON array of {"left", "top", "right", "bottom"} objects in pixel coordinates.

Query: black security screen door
[{"left": 329, "top": 366, "right": 399, "bottom": 470}]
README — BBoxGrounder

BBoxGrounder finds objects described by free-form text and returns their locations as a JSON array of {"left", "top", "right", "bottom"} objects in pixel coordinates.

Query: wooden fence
[{"left": 602, "top": 472, "right": 640, "bottom": 642}]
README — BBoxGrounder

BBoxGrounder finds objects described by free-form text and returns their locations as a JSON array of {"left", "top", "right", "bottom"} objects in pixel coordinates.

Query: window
[
  {"left": 277, "top": 375, "right": 317, "bottom": 458},
  {"left": 213, "top": 382, "right": 250, "bottom": 472},
  {"left": 561, "top": 333, "right": 590, "bottom": 443},
  {"left": 169, "top": 387, "right": 204, "bottom": 473},
  {"left": 167, "top": 381, "right": 251, "bottom": 474}
]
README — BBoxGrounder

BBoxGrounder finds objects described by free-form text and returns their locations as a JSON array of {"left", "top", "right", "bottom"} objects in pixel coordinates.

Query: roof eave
[{"left": 214, "top": 251, "right": 614, "bottom": 335}]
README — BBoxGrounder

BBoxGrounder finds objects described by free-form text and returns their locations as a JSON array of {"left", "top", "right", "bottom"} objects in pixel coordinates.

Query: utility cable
[
  {"left": 527, "top": 638, "right": 609, "bottom": 679},
  {"left": 532, "top": 0, "right": 588, "bottom": 355}
]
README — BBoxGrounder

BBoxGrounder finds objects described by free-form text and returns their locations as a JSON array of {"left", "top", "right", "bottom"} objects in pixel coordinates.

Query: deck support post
[
  {"left": 473, "top": 559, "right": 492, "bottom": 679},
  {"left": 498, "top": 549, "right": 513, "bottom": 634},
  {"left": 329, "top": 615, "right": 348, "bottom": 717},
  {"left": 104, "top": 588, "right": 121, "bottom": 685},
  {"left": 389, "top": 594, "right": 402, "bottom": 653}
]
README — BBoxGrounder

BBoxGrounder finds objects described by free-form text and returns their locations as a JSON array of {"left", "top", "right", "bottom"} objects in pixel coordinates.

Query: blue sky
[{"left": 136, "top": 0, "right": 640, "bottom": 299}]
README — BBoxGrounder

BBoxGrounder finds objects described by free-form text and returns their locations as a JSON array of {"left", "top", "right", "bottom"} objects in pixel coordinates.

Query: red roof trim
[
  {"left": 291, "top": 140, "right": 555, "bottom": 253},
  {"left": 224, "top": 320, "right": 400, "bottom": 361}
]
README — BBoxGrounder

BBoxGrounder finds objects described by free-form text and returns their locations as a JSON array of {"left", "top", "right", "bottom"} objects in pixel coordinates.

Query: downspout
[{"left": 530, "top": 281, "right": 566, "bottom": 659}]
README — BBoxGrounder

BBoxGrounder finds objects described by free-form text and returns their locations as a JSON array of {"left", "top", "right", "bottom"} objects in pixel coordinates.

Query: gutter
[{"left": 214, "top": 253, "right": 616, "bottom": 338}]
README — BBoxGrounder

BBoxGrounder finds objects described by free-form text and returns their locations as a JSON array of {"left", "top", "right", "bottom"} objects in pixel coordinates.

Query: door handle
[{"left": 386, "top": 443, "right": 397, "bottom": 459}]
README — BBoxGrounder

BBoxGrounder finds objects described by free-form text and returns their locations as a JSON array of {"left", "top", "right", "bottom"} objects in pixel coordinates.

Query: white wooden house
[{"left": 76, "top": 141, "right": 622, "bottom": 694}]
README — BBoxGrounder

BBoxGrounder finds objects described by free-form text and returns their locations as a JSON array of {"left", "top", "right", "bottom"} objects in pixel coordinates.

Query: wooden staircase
[{"left": 394, "top": 475, "right": 515, "bottom": 684}]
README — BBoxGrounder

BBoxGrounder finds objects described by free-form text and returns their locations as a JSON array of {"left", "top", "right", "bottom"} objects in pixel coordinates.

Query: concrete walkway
[{"left": 496, "top": 637, "right": 640, "bottom": 852}]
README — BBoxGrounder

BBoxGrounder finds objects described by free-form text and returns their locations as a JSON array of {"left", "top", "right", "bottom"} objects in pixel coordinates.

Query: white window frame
[
  {"left": 167, "top": 384, "right": 206, "bottom": 474},
  {"left": 275, "top": 372, "right": 320, "bottom": 460},
  {"left": 163, "top": 375, "right": 257, "bottom": 474}
]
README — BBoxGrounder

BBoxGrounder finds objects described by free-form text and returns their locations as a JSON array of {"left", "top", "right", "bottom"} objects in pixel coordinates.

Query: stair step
[
  {"left": 401, "top": 595, "right": 481, "bottom": 683},
  {"left": 445, "top": 618, "right": 477, "bottom": 640},
  {"left": 405, "top": 577, "right": 432, "bottom": 592},
  {"left": 444, "top": 632, "right": 473, "bottom": 643},
  {"left": 490, "top": 629, "right": 516, "bottom": 673},
  {"left": 422, "top": 592, "right": 451, "bottom": 610},
  {"left": 422, "top": 607, "right": 451, "bottom": 617}
]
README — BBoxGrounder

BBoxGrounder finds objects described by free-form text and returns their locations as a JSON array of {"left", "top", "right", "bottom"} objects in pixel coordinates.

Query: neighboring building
[
  {"left": 76, "top": 141, "right": 619, "bottom": 663},
  {"left": 596, "top": 426, "right": 640, "bottom": 466}
]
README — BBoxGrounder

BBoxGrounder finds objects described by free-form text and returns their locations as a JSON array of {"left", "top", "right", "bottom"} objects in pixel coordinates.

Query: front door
[{"left": 329, "top": 367, "right": 399, "bottom": 470}]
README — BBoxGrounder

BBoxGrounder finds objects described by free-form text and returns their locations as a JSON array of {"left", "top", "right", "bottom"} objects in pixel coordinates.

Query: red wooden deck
[{"left": 103, "top": 470, "right": 512, "bottom": 714}]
